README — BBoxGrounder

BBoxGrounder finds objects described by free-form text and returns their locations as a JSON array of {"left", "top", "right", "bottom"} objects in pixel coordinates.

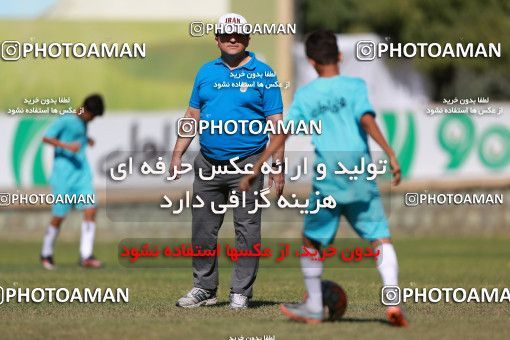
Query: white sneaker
[
  {"left": 176, "top": 287, "right": 217, "bottom": 308},
  {"left": 229, "top": 293, "right": 249, "bottom": 309}
]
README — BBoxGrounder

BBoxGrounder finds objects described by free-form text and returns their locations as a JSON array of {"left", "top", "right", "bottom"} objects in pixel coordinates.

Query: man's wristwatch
[{"left": 271, "top": 161, "right": 284, "bottom": 171}]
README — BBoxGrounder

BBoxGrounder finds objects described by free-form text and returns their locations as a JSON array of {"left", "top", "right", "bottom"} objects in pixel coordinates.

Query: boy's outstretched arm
[
  {"left": 239, "top": 132, "right": 290, "bottom": 191},
  {"left": 42, "top": 137, "right": 80, "bottom": 153},
  {"left": 360, "top": 113, "right": 401, "bottom": 185}
]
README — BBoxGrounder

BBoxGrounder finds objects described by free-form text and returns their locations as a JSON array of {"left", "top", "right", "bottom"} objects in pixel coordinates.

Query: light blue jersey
[
  {"left": 44, "top": 114, "right": 95, "bottom": 216},
  {"left": 190, "top": 51, "right": 283, "bottom": 160},
  {"left": 285, "top": 76, "right": 389, "bottom": 245},
  {"left": 285, "top": 76, "right": 380, "bottom": 203}
]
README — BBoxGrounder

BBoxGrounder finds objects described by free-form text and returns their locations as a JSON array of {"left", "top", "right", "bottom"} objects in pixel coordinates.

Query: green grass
[
  {"left": 0, "top": 0, "right": 279, "bottom": 112},
  {"left": 0, "top": 237, "right": 509, "bottom": 339}
]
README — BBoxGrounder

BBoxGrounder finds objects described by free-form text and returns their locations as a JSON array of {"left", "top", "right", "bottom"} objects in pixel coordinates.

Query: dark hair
[
  {"left": 305, "top": 30, "right": 339, "bottom": 65},
  {"left": 83, "top": 94, "right": 104, "bottom": 116}
]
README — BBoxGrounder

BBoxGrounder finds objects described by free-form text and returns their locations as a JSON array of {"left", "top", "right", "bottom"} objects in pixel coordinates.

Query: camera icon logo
[
  {"left": 1, "top": 41, "right": 21, "bottom": 61},
  {"left": 355, "top": 40, "right": 376, "bottom": 61},
  {"left": 404, "top": 193, "right": 419, "bottom": 207},
  {"left": 0, "top": 193, "right": 11, "bottom": 206},
  {"left": 381, "top": 285, "right": 401, "bottom": 306},
  {"left": 190, "top": 22, "right": 205, "bottom": 37},
  {"left": 177, "top": 118, "right": 197, "bottom": 137}
]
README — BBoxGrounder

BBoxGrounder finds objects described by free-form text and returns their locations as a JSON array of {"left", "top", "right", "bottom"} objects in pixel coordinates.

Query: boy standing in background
[{"left": 40, "top": 94, "right": 104, "bottom": 270}]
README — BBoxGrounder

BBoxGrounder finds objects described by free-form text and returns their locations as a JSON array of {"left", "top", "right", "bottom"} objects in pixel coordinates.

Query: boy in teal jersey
[
  {"left": 240, "top": 31, "right": 407, "bottom": 326},
  {"left": 40, "top": 94, "right": 104, "bottom": 269}
]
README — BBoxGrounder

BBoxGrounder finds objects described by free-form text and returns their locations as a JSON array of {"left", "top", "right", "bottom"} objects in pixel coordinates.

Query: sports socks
[
  {"left": 80, "top": 221, "right": 96, "bottom": 259},
  {"left": 375, "top": 243, "right": 399, "bottom": 287},
  {"left": 300, "top": 246, "right": 324, "bottom": 313},
  {"left": 41, "top": 224, "right": 60, "bottom": 257}
]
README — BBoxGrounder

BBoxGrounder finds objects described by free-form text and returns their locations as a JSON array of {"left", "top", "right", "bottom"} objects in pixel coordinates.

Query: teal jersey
[
  {"left": 285, "top": 76, "right": 379, "bottom": 202},
  {"left": 44, "top": 114, "right": 92, "bottom": 186}
]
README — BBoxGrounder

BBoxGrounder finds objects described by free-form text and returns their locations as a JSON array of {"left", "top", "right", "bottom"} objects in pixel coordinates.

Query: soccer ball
[
  {"left": 305, "top": 280, "right": 348, "bottom": 321},
  {"left": 321, "top": 280, "right": 348, "bottom": 321}
]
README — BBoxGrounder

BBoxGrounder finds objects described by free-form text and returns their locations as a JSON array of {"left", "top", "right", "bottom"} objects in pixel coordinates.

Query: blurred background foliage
[{"left": 301, "top": 0, "right": 510, "bottom": 100}]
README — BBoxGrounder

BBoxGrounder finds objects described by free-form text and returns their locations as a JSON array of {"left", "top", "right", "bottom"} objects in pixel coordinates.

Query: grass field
[{"left": 1, "top": 237, "right": 509, "bottom": 339}]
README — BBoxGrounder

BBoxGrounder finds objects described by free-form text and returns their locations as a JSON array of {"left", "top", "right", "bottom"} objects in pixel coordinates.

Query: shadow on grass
[
  {"left": 276, "top": 316, "right": 393, "bottom": 326},
  {"left": 250, "top": 300, "right": 285, "bottom": 308},
  {"left": 210, "top": 300, "right": 284, "bottom": 308},
  {"left": 336, "top": 317, "right": 390, "bottom": 325},
  {"left": 209, "top": 301, "right": 392, "bottom": 326}
]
